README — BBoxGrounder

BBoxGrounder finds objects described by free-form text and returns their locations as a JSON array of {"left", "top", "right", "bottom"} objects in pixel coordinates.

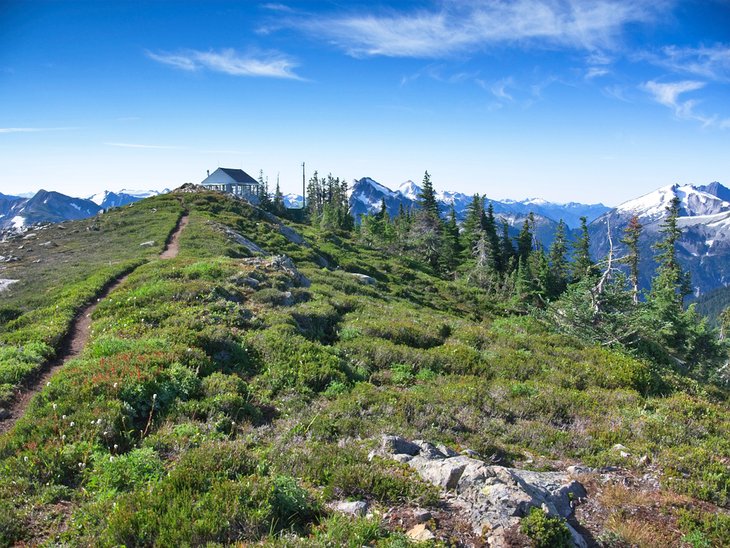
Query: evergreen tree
[
  {"left": 572, "top": 216, "right": 595, "bottom": 282},
  {"left": 439, "top": 204, "right": 461, "bottom": 275},
  {"left": 720, "top": 307, "right": 730, "bottom": 340},
  {"left": 516, "top": 218, "right": 533, "bottom": 262},
  {"left": 621, "top": 215, "right": 642, "bottom": 304},
  {"left": 417, "top": 170, "right": 440, "bottom": 219},
  {"left": 500, "top": 220, "right": 515, "bottom": 270},
  {"left": 257, "top": 170, "right": 272, "bottom": 212},
  {"left": 483, "top": 202, "right": 502, "bottom": 273},
  {"left": 461, "top": 194, "right": 484, "bottom": 258},
  {"left": 376, "top": 198, "right": 388, "bottom": 221},
  {"left": 411, "top": 170, "right": 443, "bottom": 270},
  {"left": 650, "top": 196, "right": 690, "bottom": 308},
  {"left": 547, "top": 219, "right": 569, "bottom": 298},
  {"left": 273, "top": 179, "right": 285, "bottom": 215}
]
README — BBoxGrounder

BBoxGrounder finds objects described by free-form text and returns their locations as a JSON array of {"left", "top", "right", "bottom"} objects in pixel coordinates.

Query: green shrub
[
  {"left": 87, "top": 447, "right": 164, "bottom": 499},
  {"left": 520, "top": 507, "right": 572, "bottom": 548}
]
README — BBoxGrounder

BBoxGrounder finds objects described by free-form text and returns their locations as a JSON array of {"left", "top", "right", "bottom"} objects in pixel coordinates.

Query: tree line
[{"left": 297, "top": 170, "right": 729, "bottom": 386}]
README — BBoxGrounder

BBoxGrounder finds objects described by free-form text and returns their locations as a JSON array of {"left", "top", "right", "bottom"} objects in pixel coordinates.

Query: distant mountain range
[
  {"left": 3, "top": 179, "right": 729, "bottom": 296},
  {"left": 590, "top": 182, "right": 730, "bottom": 296},
  {"left": 346, "top": 176, "right": 730, "bottom": 296},
  {"left": 347, "top": 177, "right": 610, "bottom": 229},
  {"left": 0, "top": 188, "right": 166, "bottom": 232}
]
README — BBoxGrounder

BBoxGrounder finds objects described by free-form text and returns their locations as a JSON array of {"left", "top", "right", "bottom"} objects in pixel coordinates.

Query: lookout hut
[{"left": 200, "top": 168, "right": 260, "bottom": 199}]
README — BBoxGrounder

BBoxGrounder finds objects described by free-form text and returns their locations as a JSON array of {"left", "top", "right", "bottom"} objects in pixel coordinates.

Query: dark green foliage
[
  {"left": 678, "top": 508, "right": 730, "bottom": 547},
  {"left": 547, "top": 220, "right": 569, "bottom": 298},
  {"left": 572, "top": 215, "right": 595, "bottom": 282},
  {"left": 520, "top": 507, "right": 572, "bottom": 548}
]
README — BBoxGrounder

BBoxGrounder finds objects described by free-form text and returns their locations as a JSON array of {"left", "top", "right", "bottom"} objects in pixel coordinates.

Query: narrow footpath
[{"left": 0, "top": 213, "right": 189, "bottom": 434}]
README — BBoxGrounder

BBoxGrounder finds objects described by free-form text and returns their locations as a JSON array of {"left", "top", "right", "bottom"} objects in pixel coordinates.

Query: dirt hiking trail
[{"left": 0, "top": 213, "right": 189, "bottom": 434}]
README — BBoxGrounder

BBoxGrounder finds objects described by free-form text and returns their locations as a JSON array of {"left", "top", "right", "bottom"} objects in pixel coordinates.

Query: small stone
[
  {"left": 349, "top": 272, "right": 376, "bottom": 285},
  {"left": 407, "top": 523, "right": 435, "bottom": 542},
  {"left": 382, "top": 435, "right": 420, "bottom": 456},
  {"left": 331, "top": 500, "right": 368, "bottom": 517},
  {"left": 139, "top": 240, "right": 156, "bottom": 247},
  {"left": 437, "top": 443, "right": 459, "bottom": 457},
  {"left": 413, "top": 509, "right": 432, "bottom": 523}
]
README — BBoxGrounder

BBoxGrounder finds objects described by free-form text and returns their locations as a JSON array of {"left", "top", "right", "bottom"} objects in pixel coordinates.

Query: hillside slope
[{"left": 0, "top": 188, "right": 728, "bottom": 546}]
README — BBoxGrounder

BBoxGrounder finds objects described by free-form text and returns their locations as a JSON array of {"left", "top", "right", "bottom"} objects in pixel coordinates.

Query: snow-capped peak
[
  {"left": 88, "top": 190, "right": 111, "bottom": 206},
  {"left": 397, "top": 180, "right": 421, "bottom": 200},
  {"left": 357, "top": 177, "right": 396, "bottom": 196},
  {"left": 616, "top": 183, "right": 730, "bottom": 220},
  {"left": 117, "top": 188, "right": 168, "bottom": 198}
]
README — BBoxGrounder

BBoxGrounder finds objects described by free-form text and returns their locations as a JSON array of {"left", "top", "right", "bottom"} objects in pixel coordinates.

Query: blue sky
[{"left": 1, "top": 0, "right": 729, "bottom": 205}]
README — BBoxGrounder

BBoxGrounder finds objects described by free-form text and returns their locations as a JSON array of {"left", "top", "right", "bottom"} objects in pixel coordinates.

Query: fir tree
[
  {"left": 572, "top": 216, "right": 594, "bottom": 282},
  {"left": 651, "top": 196, "right": 690, "bottom": 307},
  {"left": 547, "top": 219, "right": 569, "bottom": 298},
  {"left": 273, "top": 179, "right": 285, "bottom": 215},
  {"left": 461, "top": 194, "right": 484, "bottom": 258},
  {"left": 621, "top": 215, "right": 642, "bottom": 304},
  {"left": 411, "top": 170, "right": 443, "bottom": 270},
  {"left": 439, "top": 203, "right": 461, "bottom": 275},
  {"left": 500, "top": 220, "right": 515, "bottom": 270},
  {"left": 257, "top": 170, "right": 272, "bottom": 212},
  {"left": 417, "top": 170, "right": 440, "bottom": 219},
  {"left": 516, "top": 218, "right": 533, "bottom": 262},
  {"left": 483, "top": 202, "right": 502, "bottom": 273}
]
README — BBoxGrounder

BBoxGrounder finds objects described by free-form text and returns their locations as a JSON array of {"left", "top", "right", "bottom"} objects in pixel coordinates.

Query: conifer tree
[
  {"left": 547, "top": 219, "right": 569, "bottom": 298},
  {"left": 439, "top": 204, "right": 461, "bottom": 275},
  {"left": 461, "top": 194, "right": 484, "bottom": 257},
  {"left": 649, "top": 196, "right": 690, "bottom": 309},
  {"left": 483, "top": 202, "right": 502, "bottom": 273},
  {"left": 500, "top": 220, "right": 515, "bottom": 270},
  {"left": 572, "top": 216, "right": 594, "bottom": 282},
  {"left": 516, "top": 218, "right": 533, "bottom": 262},
  {"left": 417, "top": 170, "right": 440, "bottom": 219},
  {"left": 257, "top": 170, "right": 272, "bottom": 212},
  {"left": 411, "top": 170, "right": 443, "bottom": 270},
  {"left": 273, "top": 180, "right": 285, "bottom": 215},
  {"left": 621, "top": 215, "right": 642, "bottom": 304}
]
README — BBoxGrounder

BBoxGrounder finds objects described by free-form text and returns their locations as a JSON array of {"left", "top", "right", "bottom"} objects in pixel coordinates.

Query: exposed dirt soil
[{"left": 0, "top": 214, "right": 189, "bottom": 434}]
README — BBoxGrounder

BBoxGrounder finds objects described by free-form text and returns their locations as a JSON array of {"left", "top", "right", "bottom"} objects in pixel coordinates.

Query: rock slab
[{"left": 375, "top": 435, "right": 587, "bottom": 546}]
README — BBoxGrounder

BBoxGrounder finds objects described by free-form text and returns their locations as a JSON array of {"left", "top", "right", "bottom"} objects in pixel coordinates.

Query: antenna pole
[{"left": 302, "top": 162, "right": 306, "bottom": 210}]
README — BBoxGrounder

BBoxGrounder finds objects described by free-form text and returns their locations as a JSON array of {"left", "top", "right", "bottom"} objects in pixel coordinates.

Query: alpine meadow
[{"left": 2, "top": 1, "right": 730, "bottom": 547}]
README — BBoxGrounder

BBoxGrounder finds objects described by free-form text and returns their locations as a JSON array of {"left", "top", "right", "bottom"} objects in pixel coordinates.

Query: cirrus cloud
[
  {"left": 294, "top": 0, "right": 668, "bottom": 58},
  {"left": 146, "top": 48, "right": 302, "bottom": 80}
]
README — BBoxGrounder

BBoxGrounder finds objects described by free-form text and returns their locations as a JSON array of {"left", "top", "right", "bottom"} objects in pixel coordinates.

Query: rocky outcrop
[
  {"left": 239, "top": 255, "right": 311, "bottom": 288},
  {"left": 224, "top": 228, "right": 265, "bottom": 254},
  {"left": 348, "top": 272, "right": 376, "bottom": 285},
  {"left": 372, "top": 435, "right": 587, "bottom": 546}
]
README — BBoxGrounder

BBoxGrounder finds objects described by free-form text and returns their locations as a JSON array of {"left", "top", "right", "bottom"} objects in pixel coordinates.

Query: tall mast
[{"left": 302, "top": 162, "right": 306, "bottom": 209}]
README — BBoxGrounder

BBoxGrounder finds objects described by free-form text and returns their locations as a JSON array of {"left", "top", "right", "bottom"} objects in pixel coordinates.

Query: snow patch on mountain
[{"left": 616, "top": 184, "right": 730, "bottom": 220}]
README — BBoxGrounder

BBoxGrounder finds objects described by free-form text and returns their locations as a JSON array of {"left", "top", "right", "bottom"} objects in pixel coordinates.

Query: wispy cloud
[
  {"left": 0, "top": 127, "right": 78, "bottom": 134},
  {"left": 642, "top": 80, "right": 718, "bottom": 125},
  {"left": 105, "top": 142, "right": 185, "bottom": 150},
  {"left": 146, "top": 48, "right": 301, "bottom": 79},
  {"left": 585, "top": 67, "right": 610, "bottom": 79},
  {"left": 261, "top": 3, "right": 296, "bottom": 13},
  {"left": 644, "top": 43, "right": 730, "bottom": 81},
  {"left": 295, "top": 0, "right": 665, "bottom": 58},
  {"left": 487, "top": 77, "right": 515, "bottom": 101}
]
